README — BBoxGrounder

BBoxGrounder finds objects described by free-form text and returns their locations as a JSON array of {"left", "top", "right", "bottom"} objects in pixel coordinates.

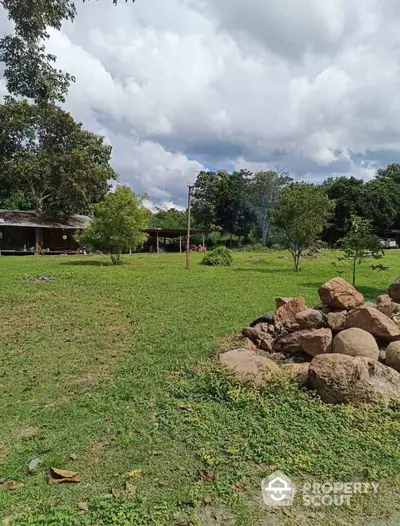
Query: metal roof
[{"left": 0, "top": 210, "right": 91, "bottom": 230}]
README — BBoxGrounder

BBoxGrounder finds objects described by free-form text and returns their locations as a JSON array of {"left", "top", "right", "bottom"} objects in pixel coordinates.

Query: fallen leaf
[
  {"left": 234, "top": 480, "right": 244, "bottom": 490},
  {"left": 48, "top": 467, "right": 80, "bottom": 484},
  {"left": 69, "top": 453, "right": 77, "bottom": 461},
  {"left": 0, "top": 478, "right": 6, "bottom": 485},
  {"left": 78, "top": 502, "right": 88, "bottom": 512},
  {"left": 28, "top": 458, "right": 41, "bottom": 473},
  {"left": 125, "top": 483, "right": 137, "bottom": 497},
  {"left": 104, "top": 416, "right": 110, "bottom": 422},
  {"left": 203, "top": 493, "right": 212, "bottom": 505},
  {"left": 157, "top": 481, "right": 169, "bottom": 487},
  {"left": 152, "top": 451, "right": 162, "bottom": 456},
  {"left": 5, "top": 481, "right": 21, "bottom": 490},
  {"left": 282, "top": 508, "right": 295, "bottom": 518}
]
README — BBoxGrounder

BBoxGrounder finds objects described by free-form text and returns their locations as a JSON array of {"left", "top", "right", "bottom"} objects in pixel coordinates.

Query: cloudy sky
[{"left": 2, "top": 0, "right": 400, "bottom": 209}]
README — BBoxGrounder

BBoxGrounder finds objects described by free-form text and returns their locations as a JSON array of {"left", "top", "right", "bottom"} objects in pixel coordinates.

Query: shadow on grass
[
  {"left": 232, "top": 267, "right": 294, "bottom": 274},
  {"left": 60, "top": 259, "right": 112, "bottom": 267}
]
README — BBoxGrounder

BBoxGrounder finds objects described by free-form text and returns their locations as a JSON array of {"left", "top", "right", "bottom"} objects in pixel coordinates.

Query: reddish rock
[
  {"left": 274, "top": 329, "right": 312, "bottom": 353},
  {"left": 388, "top": 279, "right": 400, "bottom": 303},
  {"left": 275, "top": 297, "right": 294, "bottom": 309},
  {"left": 242, "top": 326, "right": 274, "bottom": 352},
  {"left": 309, "top": 353, "right": 400, "bottom": 405},
  {"left": 332, "top": 328, "right": 379, "bottom": 360},
  {"left": 274, "top": 298, "right": 307, "bottom": 328},
  {"left": 318, "top": 277, "right": 364, "bottom": 310},
  {"left": 376, "top": 294, "right": 400, "bottom": 318},
  {"left": 219, "top": 348, "right": 279, "bottom": 386},
  {"left": 295, "top": 309, "right": 324, "bottom": 329},
  {"left": 301, "top": 328, "right": 332, "bottom": 357},
  {"left": 344, "top": 306, "right": 400, "bottom": 341},
  {"left": 327, "top": 311, "right": 347, "bottom": 332}
]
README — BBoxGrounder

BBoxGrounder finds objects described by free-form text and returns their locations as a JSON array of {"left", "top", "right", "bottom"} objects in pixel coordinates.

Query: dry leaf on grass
[
  {"left": 156, "top": 481, "right": 169, "bottom": 487},
  {"left": 125, "top": 483, "right": 137, "bottom": 497},
  {"left": 48, "top": 467, "right": 80, "bottom": 484},
  {"left": 78, "top": 502, "right": 88, "bottom": 512},
  {"left": 203, "top": 493, "right": 212, "bottom": 504},
  {"left": 5, "top": 480, "right": 21, "bottom": 490}
]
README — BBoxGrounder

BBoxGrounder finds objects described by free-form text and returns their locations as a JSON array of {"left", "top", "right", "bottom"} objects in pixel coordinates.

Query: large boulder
[
  {"left": 281, "top": 362, "right": 310, "bottom": 385},
  {"left": 388, "top": 278, "right": 400, "bottom": 303},
  {"left": 219, "top": 348, "right": 279, "bottom": 386},
  {"left": 327, "top": 311, "right": 347, "bottom": 332},
  {"left": 274, "top": 297, "right": 307, "bottom": 328},
  {"left": 295, "top": 309, "right": 324, "bottom": 329},
  {"left": 275, "top": 297, "right": 294, "bottom": 309},
  {"left": 344, "top": 306, "right": 400, "bottom": 341},
  {"left": 274, "top": 329, "right": 312, "bottom": 353},
  {"left": 385, "top": 341, "right": 400, "bottom": 373},
  {"left": 301, "top": 328, "right": 332, "bottom": 357},
  {"left": 309, "top": 353, "right": 400, "bottom": 404},
  {"left": 242, "top": 325, "right": 274, "bottom": 352},
  {"left": 332, "top": 328, "right": 379, "bottom": 360},
  {"left": 318, "top": 278, "right": 364, "bottom": 310}
]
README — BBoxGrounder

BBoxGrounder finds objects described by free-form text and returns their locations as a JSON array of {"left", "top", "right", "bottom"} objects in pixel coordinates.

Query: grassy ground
[{"left": 1, "top": 250, "right": 400, "bottom": 525}]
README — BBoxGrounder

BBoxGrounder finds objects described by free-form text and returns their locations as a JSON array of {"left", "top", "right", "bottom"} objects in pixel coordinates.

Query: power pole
[{"left": 186, "top": 185, "right": 194, "bottom": 270}]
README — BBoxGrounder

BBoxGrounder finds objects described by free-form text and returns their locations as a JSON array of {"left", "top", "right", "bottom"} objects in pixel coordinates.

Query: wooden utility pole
[{"left": 186, "top": 185, "right": 194, "bottom": 270}]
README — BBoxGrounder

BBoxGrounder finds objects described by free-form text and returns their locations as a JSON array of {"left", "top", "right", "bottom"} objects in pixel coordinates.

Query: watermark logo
[
  {"left": 261, "top": 470, "right": 295, "bottom": 507},
  {"left": 261, "top": 471, "right": 380, "bottom": 508}
]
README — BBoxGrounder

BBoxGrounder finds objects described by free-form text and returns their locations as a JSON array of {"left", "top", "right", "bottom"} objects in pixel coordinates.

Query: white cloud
[{"left": 2, "top": 0, "right": 400, "bottom": 204}]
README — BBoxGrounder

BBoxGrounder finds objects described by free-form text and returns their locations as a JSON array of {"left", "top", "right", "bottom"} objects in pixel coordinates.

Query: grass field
[{"left": 1, "top": 250, "right": 400, "bottom": 525}]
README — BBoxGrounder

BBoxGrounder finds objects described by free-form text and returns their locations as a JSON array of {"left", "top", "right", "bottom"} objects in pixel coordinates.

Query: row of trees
[{"left": 187, "top": 164, "right": 400, "bottom": 246}]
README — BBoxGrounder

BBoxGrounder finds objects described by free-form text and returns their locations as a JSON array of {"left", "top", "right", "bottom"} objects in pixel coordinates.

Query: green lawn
[{"left": 1, "top": 250, "right": 400, "bottom": 525}]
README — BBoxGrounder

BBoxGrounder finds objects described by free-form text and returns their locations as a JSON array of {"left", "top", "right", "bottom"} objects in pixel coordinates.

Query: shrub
[{"left": 202, "top": 246, "right": 233, "bottom": 267}]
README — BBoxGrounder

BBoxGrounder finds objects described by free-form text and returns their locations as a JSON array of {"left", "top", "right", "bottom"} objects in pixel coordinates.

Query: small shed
[{"left": 0, "top": 210, "right": 91, "bottom": 255}]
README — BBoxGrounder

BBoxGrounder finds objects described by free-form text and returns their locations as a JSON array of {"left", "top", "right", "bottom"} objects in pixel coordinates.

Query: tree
[
  {"left": 150, "top": 208, "right": 187, "bottom": 230},
  {"left": 323, "top": 176, "right": 364, "bottom": 244},
  {"left": 77, "top": 186, "right": 149, "bottom": 265},
  {"left": 339, "top": 215, "right": 383, "bottom": 287},
  {"left": 249, "top": 169, "right": 292, "bottom": 246},
  {"left": 0, "top": 99, "right": 117, "bottom": 218},
  {"left": 273, "top": 183, "right": 334, "bottom": 271},
  {"left": 360, "top": 178, "right": 400, "bottom": 232},
  {"left": 0, "top": 0, "right": 135, "bottom": 102},
  {"left": 192, "top": 170, "right": 255, "bottom": 241}
]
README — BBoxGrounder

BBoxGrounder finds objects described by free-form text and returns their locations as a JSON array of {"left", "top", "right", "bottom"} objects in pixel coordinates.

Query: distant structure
[{"left": 0, "top": 211, "right": 206, "bottom": 255}]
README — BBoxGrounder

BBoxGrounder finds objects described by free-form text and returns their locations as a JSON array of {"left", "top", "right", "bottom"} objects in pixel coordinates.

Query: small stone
[
  {"left": 78, "top": 502, "right": 89, "bottom": 512},
  {"left": 28, "top": 458, "right": 41, "bottom": 473}
]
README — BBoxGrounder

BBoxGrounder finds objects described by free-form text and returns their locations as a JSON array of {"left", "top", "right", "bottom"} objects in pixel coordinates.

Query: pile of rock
[{"left": 219, "top": 277, "right": 400, "bottom": 405}]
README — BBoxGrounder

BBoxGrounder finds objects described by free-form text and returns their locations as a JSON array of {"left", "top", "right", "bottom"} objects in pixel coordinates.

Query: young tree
[
  {"left": 0, "top": 99, "right": 117, "bottom": 218},
  {"left": 77, "top": 186, "right": 150, "bottom": 265},
  {"left": 249, "top": 169, "right": 292, "bottom": 246},
  {"left": 273, "top": 183, "right": 333, "bottom": 271},
  {"left": 339, "top": 215, "right": 383, "bottom": 287}
]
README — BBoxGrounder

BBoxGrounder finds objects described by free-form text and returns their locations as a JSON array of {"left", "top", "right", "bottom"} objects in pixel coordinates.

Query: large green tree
[
  {"left": 77, "top": 186, "right": 149, "bottom": 265},
  {"left": 192, "top": 170, "right": 255, "bottom": 240},
  {"left": 0, "top": 99, "right": 117, "bottom": 218},
  {"left": 150, "top": 208, "right": 187, "bottom": 230},
  {"left": 249, "top": 169, "right": 292, "bottom": 246},
  {"left": 273, "top": 183, "right": 334, "bottom": 271},
  {"left": 0, "top": 0, "right": 135, "bottom": 102}
]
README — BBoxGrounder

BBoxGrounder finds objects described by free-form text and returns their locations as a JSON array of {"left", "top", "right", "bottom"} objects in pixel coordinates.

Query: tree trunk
[{"left": 352, "top": 254, "right": 357, "bottom": 287}]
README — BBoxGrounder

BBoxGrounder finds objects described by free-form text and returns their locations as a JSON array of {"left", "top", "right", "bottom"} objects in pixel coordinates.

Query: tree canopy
[
  {"left": 0, "top": 99, "right": 117, "bottom": 218},
  {"left": 273, "top": 183, "right": 334, "bottom": 271},
  {"left": 77, "top": 186, "right": 149, "bottom": 265}
]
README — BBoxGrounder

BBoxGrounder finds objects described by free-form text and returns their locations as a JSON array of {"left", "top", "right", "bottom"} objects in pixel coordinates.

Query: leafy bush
[{"left": 202, "top": 246, "right": 233, "bottom": 266}]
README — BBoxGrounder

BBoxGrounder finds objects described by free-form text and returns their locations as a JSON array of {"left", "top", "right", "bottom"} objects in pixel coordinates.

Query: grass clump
[{"left": 202, "top": 246, "right": 233, "bottom": 267}]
